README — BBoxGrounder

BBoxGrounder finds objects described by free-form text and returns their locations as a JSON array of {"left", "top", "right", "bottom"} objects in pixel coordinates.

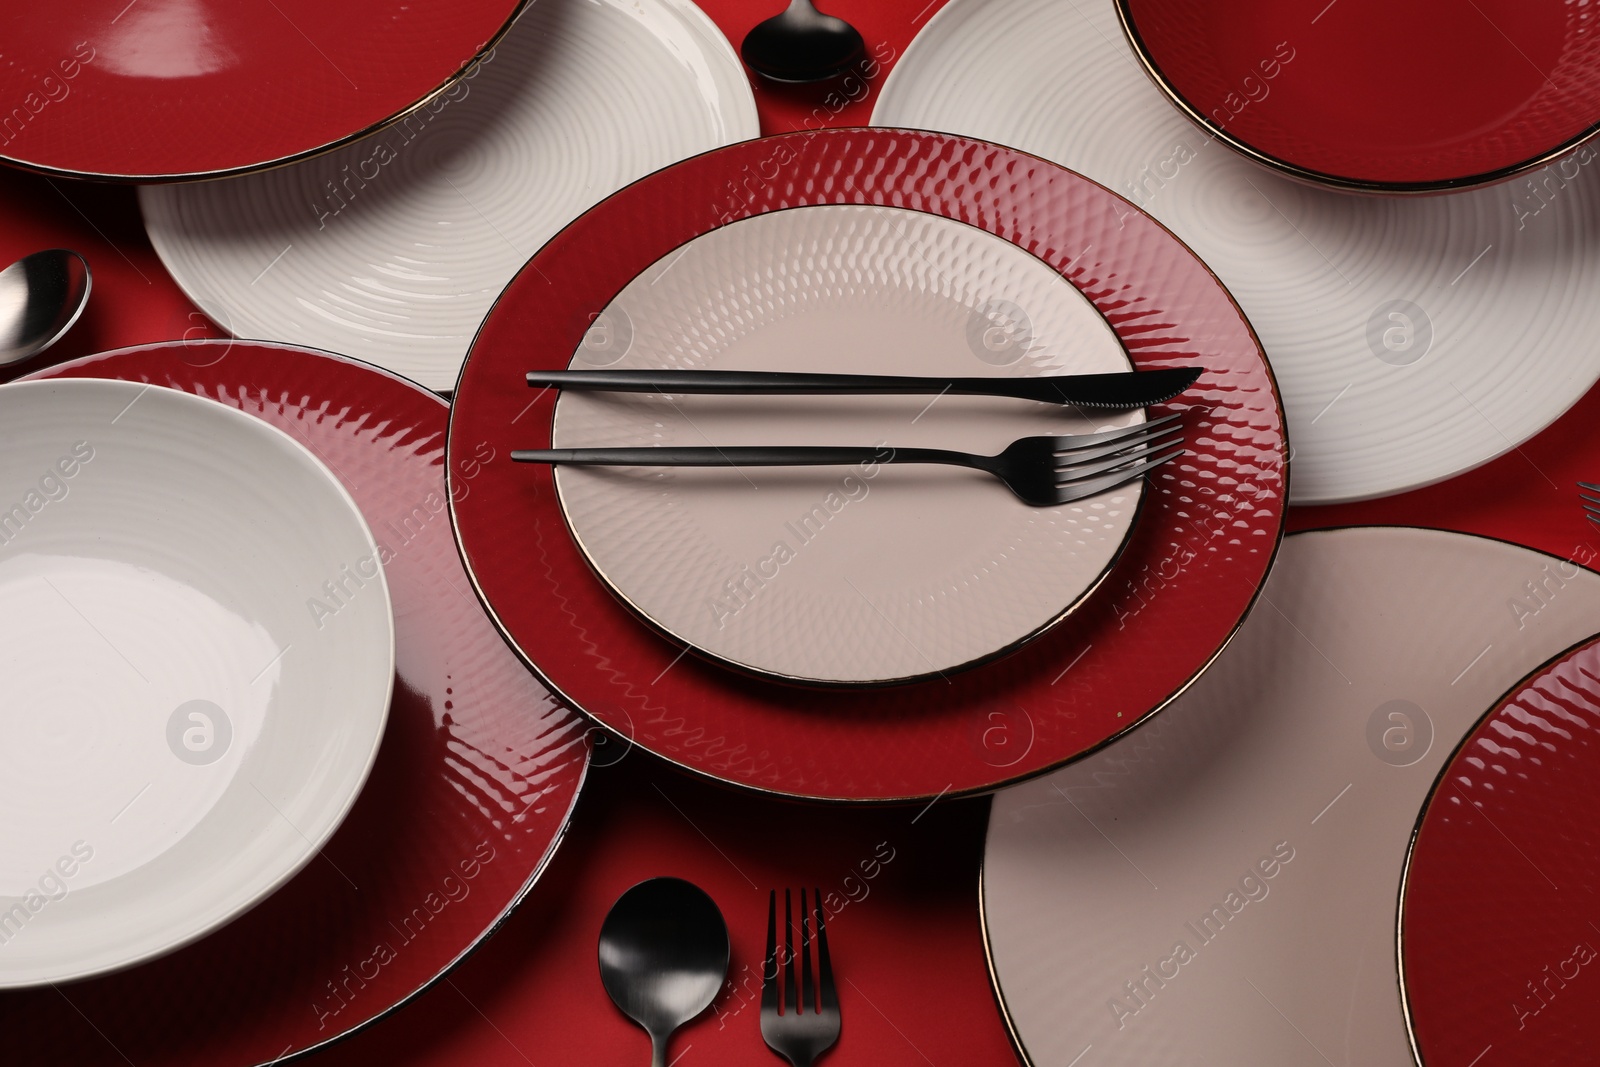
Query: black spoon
[
  {"left": 741, "top": 0, "right": 865, "bottom": 84},
  {"left": 598, "top": 877, "right": 731, "bottom": 1066}
]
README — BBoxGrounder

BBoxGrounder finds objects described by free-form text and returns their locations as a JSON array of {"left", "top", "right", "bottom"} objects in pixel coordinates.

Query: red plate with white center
[
  {"left": 447, "top": 128, "right": 1288, "bottom": 802},
  {"left": 1401, "top": 633, "right": 1600, "bottom": 1066},
  {"left": 0, "top": 1, "right": 521, "bottom": 180},
  {"left": 5, "top": 340, "right": 588, "bottom": 1066},
  {"left": 1118, "top": 0, "right": 1600, "bottom": 192}
]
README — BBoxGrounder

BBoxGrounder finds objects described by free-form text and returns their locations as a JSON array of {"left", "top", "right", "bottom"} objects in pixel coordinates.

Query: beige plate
[
  {"left": 550, "top": 204, "right": 1140, "bottom": 686},
  {"left": 983, "top": 526, "right": 1600, "bottom": 1065}
]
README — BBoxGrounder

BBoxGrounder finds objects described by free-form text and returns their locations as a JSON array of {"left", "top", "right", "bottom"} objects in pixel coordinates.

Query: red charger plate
[
  {"left": 0, "top": 1, "right": 522, "bottom": 180},
  {"left": 447, "top": 128, "right": 1288, "bottom": 802},
  {"left": 4, "top": 341, "right": 588, "bottom": 1066},
  {"left": 1401, "top": 632, "right": 1600, "bottom": 1066},
  {"left": 1118, "top": 0, "right": 1600, "bottom": 192}
]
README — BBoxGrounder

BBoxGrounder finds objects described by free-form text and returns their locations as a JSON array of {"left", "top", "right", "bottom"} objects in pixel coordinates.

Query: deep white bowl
[{"left": 0, "top": 379, "right": 394, "bottom": 987}]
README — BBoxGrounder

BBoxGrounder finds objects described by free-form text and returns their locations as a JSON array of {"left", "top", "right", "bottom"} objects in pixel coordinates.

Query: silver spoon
[
  {"left": 598, "top": 877, "right": 730, "bottom": 1067},
  {"left": 741, "top": 0, "right": 865, "bottom": 84},
  {"left": 0, "top": 249, "right": 91, "bottom": 366}
]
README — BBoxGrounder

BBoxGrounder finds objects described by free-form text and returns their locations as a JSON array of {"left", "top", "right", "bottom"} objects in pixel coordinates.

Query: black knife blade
[{"left": 523, "top": 366, "right": 1203, "bottom": 409}]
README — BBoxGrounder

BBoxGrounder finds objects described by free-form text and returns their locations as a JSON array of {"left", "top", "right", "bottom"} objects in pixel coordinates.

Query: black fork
[
  {"left": 512, "top": 413, "right": 1184, "bottom": 507},
  {"left": 1579, "top": 482, "right": 1600, "bottom": 527},
  {"left": 761, "top": 889, "right": 840, "bottom": 1066}
]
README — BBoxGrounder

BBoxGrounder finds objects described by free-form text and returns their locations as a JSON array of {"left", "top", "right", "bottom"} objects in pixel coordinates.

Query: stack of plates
[
  {"left": 9, "top": 0, "right": 1600, "bottom": 1063},
  {"left": 0, "top": 375, "right": 394, "bottom": 986},
  {"left": 6, "top": 345, "right": 587, "bottom": 1066},
  {"left": 983, "top": 527, "right": 1600, "bottom": 1066},
  {"left": 447, "top": 126, "right": 1289, "bottom": 801},
  {"left": 874, "top": 0, "right": 1600, "bottom": 504}
]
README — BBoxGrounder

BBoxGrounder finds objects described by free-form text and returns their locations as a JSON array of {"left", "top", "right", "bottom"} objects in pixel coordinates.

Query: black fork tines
[
  {"left": 1579, "top": 482, "right": 1600, "bottom": 522},
  {"left": 800, "top": 889, "right": 815, "bottom": 1014},
  {"left": 761, "top": 883, "right": 838, "bottom": 1017},
  {"left": 784, "top": 889, "right": 797, "bottom": 1014},
  {"left": 767, "top": 888, "right": 818, "bottom": 1015},
  {"left": 762, "top": 887, "right": 841, "bottom": 1067}
]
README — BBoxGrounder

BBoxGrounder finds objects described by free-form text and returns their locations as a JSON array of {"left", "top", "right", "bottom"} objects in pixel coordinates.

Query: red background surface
[{"left": 3, "top": 0, "right": 1599, "bottom": 1063}]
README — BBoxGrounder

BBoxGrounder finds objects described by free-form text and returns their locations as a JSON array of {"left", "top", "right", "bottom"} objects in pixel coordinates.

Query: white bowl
[{"left": 0, "top": 379, "right": 394, "bottom": 987}]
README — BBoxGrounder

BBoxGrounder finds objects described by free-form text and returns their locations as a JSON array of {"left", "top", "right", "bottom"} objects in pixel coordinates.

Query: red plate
[
  {"left": 0, "top": 2, "right": 521, "bottom": 180},
  {"left": 1118, "top": 0, "right": 1600, "bottom": 192},
  {"left": 1401, "top": 633, "right": 1600, "bottom": 1066},
  {"left": 6, "top": 341, "right": 588, "bottom": 1066},
  {"left": 448, "top": 129, "right": 1288, "bottom": 802}
]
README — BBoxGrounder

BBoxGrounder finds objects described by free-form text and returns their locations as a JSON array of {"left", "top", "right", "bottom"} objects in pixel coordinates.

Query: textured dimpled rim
[
  {"left": 447, "top": 126, "right": 1289, "bottom": 804},
  {"left": 1394, "top": 628, "right": 1600, "bottom": 1067},
  {"left": 25, "top": 340, "right": 589, "bottom": 1067},
  {"left": 547, "top": 203, "right": 1147, "bottom": 688},
  {"left": 1113, "top": 0, "right": 1600, "bottom": 194},
  {"left": 0, "top": 0, "right": 534, "bottom": 183},
  {"left": 0, "top": 376, "right": 396, "bottom": 986},
  {"left": 977, "top": 525, "right": 1600, "bottom": 1067}
]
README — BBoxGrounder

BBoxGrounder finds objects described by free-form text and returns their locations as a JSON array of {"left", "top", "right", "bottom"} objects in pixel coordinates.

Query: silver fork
[
  {"left": 512, "top": 413, "right": 1183, "bottom": 507},
  {"left": 762, "top": 889, "right": 840, "bottom": 1067}
]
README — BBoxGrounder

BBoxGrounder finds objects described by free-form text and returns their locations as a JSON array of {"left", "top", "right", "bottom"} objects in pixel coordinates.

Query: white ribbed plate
[
  {"left": 139, "top": 0, "right": 758, "bottom": 392},
  {"left": 983, "top": 527, "right": 1600, "bottom": 1066},
  {"left": 550, "top": 204, "right": 1140, "bottom": 686},
  {"left": 0, "top": 379, "right": 393, "bottom": 987},
  {"left": 875, "top": 0, "right": 1600, "bottom": 504}
]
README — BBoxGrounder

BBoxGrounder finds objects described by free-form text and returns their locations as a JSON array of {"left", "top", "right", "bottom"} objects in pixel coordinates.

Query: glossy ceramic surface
[
  {"left": 0, "top": 1, "right": 524, "bottom": 180},
  {"left": 551, "top": 203, "right": 1139, "bottom": 685},
  {"left": 1401, "top": 633, "right": 1600, "bottom": 1067},
  {"left": 983, "top": 527, "right": 1600, "bottom": 1067},
  {"left": 449, "top": 128, "right": 1286, "bottom": 801},
  {"left": 139, "top": 0, "right": 758, "bottom": 392},
  {"left": 1119, "top": 0, "right": 1600, "bottom": 192},
  {"left": 5, "top": 342, "right": 587, "bottom": 1065},
  {"left": 0, "top": 377, "right": 393, "bottom": 987},
  {"left": 874, "top": 0, "right": 1600, "bottom": 504}
]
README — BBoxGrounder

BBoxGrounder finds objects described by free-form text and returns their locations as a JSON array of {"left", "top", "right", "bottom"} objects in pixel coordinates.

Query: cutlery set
[
  {"left": 516, "top": 368, "right": 1200, "bottom": 505},
  {"left": 4, "top": 0, "right": 1593, "bottom": 1061},
  {"left": 600, "top": 879, "right": 841, "bottom": 1066}
]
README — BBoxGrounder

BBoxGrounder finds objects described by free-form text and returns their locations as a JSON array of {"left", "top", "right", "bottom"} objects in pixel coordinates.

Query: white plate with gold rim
[
  {"left": 982, "top": 526, "right": 1600, "bottom": 1065},
  {"left": 139, "top": 0, "right": 758, "bottom": 392},
  {"left": 0, "top": 379, "right": 393, "bottom": 987},
  {"left": 875, "top": 0, "right": 1600, "bottom": 504},
  {"left": 550, "top": 203, "right": 1142, "bottom": 686}
]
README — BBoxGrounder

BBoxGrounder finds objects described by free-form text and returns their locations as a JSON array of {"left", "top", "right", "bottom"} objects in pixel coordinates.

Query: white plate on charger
[
  {"left": 874, "top": 0, "right": 1600, "bottom": 504},
  {"left": 982, "top": 526, "right": 1600, "bottom": 1066},
  {"left": 0, "top": 379, "right": 393, "bottom": 987},
  {"left": 550, "top": 203, "right": 1142, "bottom": 686},
  {"left": 139, "top": 0, "right": 758, "bottom": 393}
]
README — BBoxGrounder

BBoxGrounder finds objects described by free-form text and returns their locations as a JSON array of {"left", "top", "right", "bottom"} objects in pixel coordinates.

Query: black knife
[{"left": 523, "top": 367, "right": 1203, "bottom": 409}]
